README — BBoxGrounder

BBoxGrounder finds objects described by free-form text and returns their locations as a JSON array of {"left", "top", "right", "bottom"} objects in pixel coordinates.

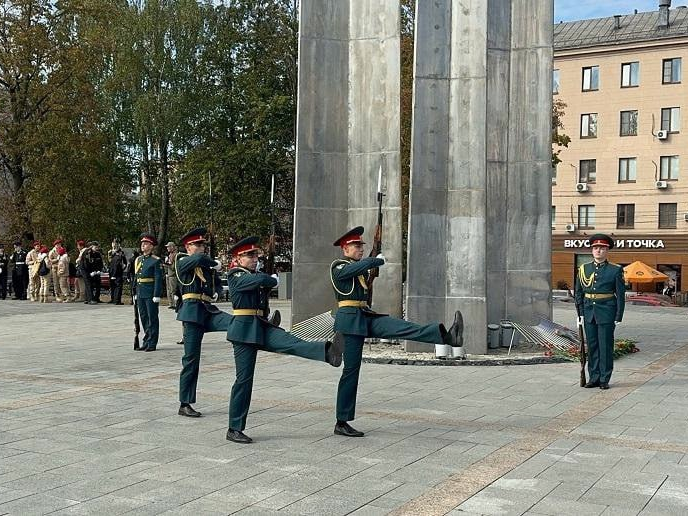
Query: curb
[{"left": 362, "top": 355, "right": 572, "bottom": 366}]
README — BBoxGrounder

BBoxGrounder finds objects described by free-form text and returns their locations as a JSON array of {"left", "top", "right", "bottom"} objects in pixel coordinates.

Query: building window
[
  {"left": 621, "top": 62, "right": 639, "bottom": 87},
  {"left": 580, "top": 113, "right": 598, "bottom": 138},
  {"left": 618, "top": 158, "right": 637, "bottom": 182},
  {"left": 579, "top": 159, "right": 596, "bottom": 183},
  {"left": 659, "top": 203, "right": 677, "bottom": 228},
  {"left": 661, "top": 107, "right": 680, "bottom": 133},
  {"left": 663, "top": 58, "right": 681, "bottom": 84},
  {"left": 582, "top": 66, "right": 599, "bottom": 91},
  {"left": 617, "top": 204, "right": 635, "bottom": 229},
  {"left": 551, "top": 206, "right": 556, "bottom": 228},
  {"left": 578, "top": 205, "right": 595, "bottom": 229},
  {"left": 660, "top": 156, "right": 679, "bottom": 180},
  {"left": 620, "top": 110, "right": 638, "bottom": 136},
  {"left": 553, "top": 69, "right": 560, "bottom": 94}
]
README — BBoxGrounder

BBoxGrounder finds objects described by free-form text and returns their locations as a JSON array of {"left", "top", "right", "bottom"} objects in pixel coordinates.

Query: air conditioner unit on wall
[
  {"left": 684, "top": 213, "right": 688, "bottom": 222},
  {"left": 657, "top": 130, "right": 668, "bottom": 140},
  {"left": 565, "top": 223, "right": 576, "bottom": 232},
  {"left": 576, "top": 182, "right": 589, "bottom": 192},
  {"left": 656, "top": 180, "right": 668, "bottom": 189}
]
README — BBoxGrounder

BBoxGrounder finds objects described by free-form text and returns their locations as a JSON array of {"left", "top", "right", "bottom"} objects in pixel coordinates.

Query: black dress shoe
[
  {"left": 226, "top": 428, "right": 253, "bottom": 443},
  {"left": 334, "top": 421, "right": 364, "bottom": 437},
  {"left": 599, "top": 383, "right": 609, "bottom": 390},
  {"left": 326, "top": 333, "right": 344, "bottom": 367},
  {"left": 135, "top": 347, "right": 148, "bottom": 351},
  {"left": 144, "top": 348, "right": 156, "bottom": 352},
  {"left": 584, "top": 381, "right": 600, "bottom": 388},
  {"left": 178, "top": 404, "right": 202, "bottom": 417}
]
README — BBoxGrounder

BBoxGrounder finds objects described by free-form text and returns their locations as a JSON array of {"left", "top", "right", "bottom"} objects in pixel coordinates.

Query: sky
[{"left": 555, "top": 0, "right": 688, "bottom": 22}]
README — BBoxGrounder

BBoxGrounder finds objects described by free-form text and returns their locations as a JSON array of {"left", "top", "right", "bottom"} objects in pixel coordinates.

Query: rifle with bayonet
[
  {"left": 577, "top": 310, "right": 587, "bottom": 387},
  {"left": 366, "top": 165, "right": 384, "bottom": 307},
  {"left": 261, "top": 174, "right": 280, "bottom": 326}
]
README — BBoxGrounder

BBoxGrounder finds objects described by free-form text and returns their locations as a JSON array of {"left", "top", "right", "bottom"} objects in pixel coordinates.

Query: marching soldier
[
  {"left": 330, "top": 226, "right": 464, "bottom": 437},
  {"left": 175, "top": 228, "right": 229, "bottom": 417},
  {"left": 0, "top": 244, "right": 7, "bottom": 300},
  {"left": 134, "top": 233, "right": 164, "bottom": 351},
  {"left": 574, "top": 233, "right": 625, "bottom": 390},
  {"left": 26, "top": 241, "right": 42, "bottom": 301},
  {"left": 225, "top": 236, "right": 343, "bottom": 444}
]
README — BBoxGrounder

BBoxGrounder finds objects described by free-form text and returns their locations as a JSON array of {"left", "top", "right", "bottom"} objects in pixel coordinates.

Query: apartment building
[{"left": 552, "top": 1, "right": 688, "bottom": 292}]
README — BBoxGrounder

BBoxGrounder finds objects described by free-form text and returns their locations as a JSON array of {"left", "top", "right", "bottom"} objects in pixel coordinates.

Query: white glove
[
  {"left": 90, "top": 272, "right": 96, "bottom": 277},
  {"left": 133, "top": 295, "right": 137, "bottom": 302},
  {"left": 212, "top": 260, "right": 222, "bottom": 271},
  {"left": 96, "top": 271, "right": 102, "bottom": 276},
  {"left": 376, "top": 254, "right": 385, "bottom": 264},
  {"left": 152, "top": 297, "right": 160, "bottom": 303},
  {"left": 271, "top": 273, "right": 279, "bottom": 287},
  {"left": 577, "top": 316, "right": 584, "bottom": 326},
  {"left": 173, "top": 295, "right": 179, "bottom": 302},
  {"left": 212, "top": 292, "right": 219, "bottom": 302},
  {"left": 615, "top": 320, "right": 621, "bottom": 326}
]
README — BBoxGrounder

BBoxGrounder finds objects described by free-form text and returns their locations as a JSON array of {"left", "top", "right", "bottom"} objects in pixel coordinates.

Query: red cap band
[
  {"left": 591, "top": 239, "right": 610, "bottom": 247},
  {"left": 232, "top": 243, "right": 261, "bottom": 257},
  {"left": 340, "top": 235, "right": 364, "bottom": 247},
  {"left": 141, "top": 236, "right": 156, "bottom": 244},
  {"left": 182, "top": 235, "right": 206, "bottom": 246}
]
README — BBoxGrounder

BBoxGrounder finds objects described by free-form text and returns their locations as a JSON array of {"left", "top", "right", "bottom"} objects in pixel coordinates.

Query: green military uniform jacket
[
  {"left": 330, "top": 257, "right": 385, "bottom": 336},
  {"left": 226, "top": 267, "right": 276, "bottom": 344},
  {"left": 175, "top": 252, "right": 222, "bottom": 323},
  {"left": 134, "top": 254, "right": 163, "bottom": 299},
  {"left": 574, "top": 260, "right": 626, "bottom": 324}
]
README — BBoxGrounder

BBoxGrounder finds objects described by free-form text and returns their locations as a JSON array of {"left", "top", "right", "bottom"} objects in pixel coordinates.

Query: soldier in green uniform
[
  {"left": 175, "top": 227, "right": 229, "bottom": 418},
  {"left": 574, "top": 233, "right": 625, "bottom": 390},
  {"left": 330, "top": 226, "right": 463, "bottom": 437},
  {"left": 225, "top": 236, "right": 344, "bottom": 444},
  {"left": 134, "top": 233, "right": 164, "bottom": 352}
]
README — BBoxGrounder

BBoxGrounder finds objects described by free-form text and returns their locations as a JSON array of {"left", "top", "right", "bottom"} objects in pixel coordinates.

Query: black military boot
[
  {"left": 268, "top": 309, "right": 281, "bottom": 327},
  {"left": 178, "top": 404, "right": 202, "bottom": 417},
  {"left": 326, "top": 332, "right": 344, "bottom": 367},
  {"left": 447, "top": 310, "right": 466, "bottom": 360},
  {"left": 334, "top": 420, "right": 364, "bottom": 437},
  {"left": 226, "top": 428, "right": 253, "bottom": 444}
]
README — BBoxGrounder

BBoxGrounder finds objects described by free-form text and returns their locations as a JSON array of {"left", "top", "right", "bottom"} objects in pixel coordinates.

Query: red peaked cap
[
  {"left": 140, "top": 232, "right": 157, "bottom": 245},
  {"left": 230, "top": 236, "right": 262, "bottom": 257},
  {"left": 180, "top": 227, "right": 207, "bottom": 247},
  {"left": 333, "top": 226, "right": 366, "bottom": 247},
  {"left": 588, "top": 233, "right": 614, "bottom": 249}
]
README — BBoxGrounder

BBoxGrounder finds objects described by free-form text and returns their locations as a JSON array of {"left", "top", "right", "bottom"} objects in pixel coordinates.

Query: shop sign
[{"left": 564, "top": 239, "right": 665, "bottom": 249}]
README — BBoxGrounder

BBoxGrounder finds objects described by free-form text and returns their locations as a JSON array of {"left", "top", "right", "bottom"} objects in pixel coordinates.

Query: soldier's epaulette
[
  {"left": 151, "top": 254, "right": 160, "bottom": 260},
  {"left": 609, "top": 262, "right": 621, "bottom": 268},
  {"left": 331, "top": 259, "right": 350, "bottom": 270},
  {"left": 228, "top": 266, "right": 250, "bottom": 276}
]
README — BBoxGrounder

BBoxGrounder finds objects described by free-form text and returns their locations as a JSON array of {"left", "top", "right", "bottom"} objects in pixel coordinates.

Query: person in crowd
[
  {"left": 164, "top": 241, "right": 178, "bottom": 309},
  {"left": 82, "top": 241, "right": 104, "bottom": 304},
  {"left": 0, "top": 243, "right": 7, "bottom": 300},
  {"left": 56, "top": 247, "right": 71, "bottom": 302},
  {"left": 37, "top": 246, "right": 52, "bottom": 303},
  {"left": 73, "top": 240, "right": 87, "bottom": 302},
  {"left": 48, "top": 239, "right": 64, "bottom": 301},
  {"left": 108, "top": 239, "right": 127, "bottom": 305},
  {"left": 26, "top": 241, "right": 42, "bottom": 302},
  {"left": 9, "top": 241, "right": 29, "bottom": 300}
]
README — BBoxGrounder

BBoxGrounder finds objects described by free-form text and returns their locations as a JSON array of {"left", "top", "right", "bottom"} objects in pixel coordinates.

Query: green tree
[{"left": 552, "top": 98, "right": 570, "bottom": 167}]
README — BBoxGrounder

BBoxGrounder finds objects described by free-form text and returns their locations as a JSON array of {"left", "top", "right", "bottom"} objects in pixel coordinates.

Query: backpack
[{"left": 38, "top": 259, "right": 51, "bottom": 276}]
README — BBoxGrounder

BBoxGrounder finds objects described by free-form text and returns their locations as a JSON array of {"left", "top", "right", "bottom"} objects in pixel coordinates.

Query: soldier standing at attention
[
  {"left": 225, "top": 237, "right": 343, "bottom": 444},
  {"left": 26, "top": 241, "right": 42, "bottom": 302},
  {"left": 0, "top": 244, "right": 7, "bottom": 300},
  {"left": 175, "top": 227, "right": 228, "bottom": 418},
  {"left": 108, "top": 239, "right": 127, "bottom": 305},
  {"left": 9, "top": 242, "right": 29, "bottom": 300},
  {"left": 575, "top": 234, "right": 625, "bottom": 390},
  {"left": 330, "top": 226, "right": 464, "bottom": 438},
  {"left": 134, "top": 233, "right": 164, "bottom": 351}
]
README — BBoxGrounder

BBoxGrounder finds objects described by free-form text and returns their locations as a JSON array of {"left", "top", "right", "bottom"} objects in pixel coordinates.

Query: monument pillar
[
  {"left": 292, "top": 0, "right": 402, "bottom": 324},
  {"left": 406, "top": 0, "right": 553, "bottom": 353}
]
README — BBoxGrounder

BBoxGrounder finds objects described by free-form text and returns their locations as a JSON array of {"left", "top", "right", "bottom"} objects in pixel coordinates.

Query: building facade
[{"left": 553, "top": 3, "right": 688, "bottom": 293}]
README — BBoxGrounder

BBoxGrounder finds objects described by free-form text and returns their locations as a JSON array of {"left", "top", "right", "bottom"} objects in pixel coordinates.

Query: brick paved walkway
[{"left": 1, "top": 300, "right": 688, "bottom": 515}]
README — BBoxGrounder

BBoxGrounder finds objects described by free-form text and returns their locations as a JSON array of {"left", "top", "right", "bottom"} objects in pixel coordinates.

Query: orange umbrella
[{"left": 623, "top": 261, "right": 669, "bottom": 284}]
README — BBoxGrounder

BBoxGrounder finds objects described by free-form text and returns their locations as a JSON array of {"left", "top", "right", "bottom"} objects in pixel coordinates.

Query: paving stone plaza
[{"left": 2, "top": 300, "right": 688, "bottom": 515}]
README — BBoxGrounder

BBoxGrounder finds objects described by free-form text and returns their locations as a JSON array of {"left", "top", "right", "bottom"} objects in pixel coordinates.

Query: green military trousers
[
  {"left": 337, "top": 315, "right": 442, "bottom": 422},
  {"left": 228, "top": 326, "right": 327, "bottom": 431},
  {"left": 137, "top": 297, "right": 160, "bottom": 350},
  {"left": 584, "top": 320, "right": 615, "bottom": 385},
  {"left": 180, "top": 311, "right": 233, "bottom": 404}
]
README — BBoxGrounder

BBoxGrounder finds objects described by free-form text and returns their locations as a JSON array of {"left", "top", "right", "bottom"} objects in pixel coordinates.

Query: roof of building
[{"left": 554, "top": 7, "right": 688, "bottom": 50}]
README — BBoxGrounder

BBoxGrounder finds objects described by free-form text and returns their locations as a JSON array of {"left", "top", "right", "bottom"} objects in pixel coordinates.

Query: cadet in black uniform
[
  {"left": 574, "top": 234, "right": 626, "bottom": 389},
  {"left": 330, "top": 226, "right": 464, "bottom": 437},
  {"left": 225, "top": 236, "right": 343, "bottom": 444},
  {"left": 10, "top": 241, "right": 29, "bottom": 300}
]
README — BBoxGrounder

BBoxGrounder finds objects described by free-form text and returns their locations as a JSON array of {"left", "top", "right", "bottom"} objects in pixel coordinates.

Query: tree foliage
[{"left": 552, "top": 98, "right": 570, "bottom": 168}]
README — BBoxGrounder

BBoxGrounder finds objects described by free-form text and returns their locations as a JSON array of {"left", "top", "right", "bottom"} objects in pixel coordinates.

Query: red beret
[{"left": 53, "top": 239, "right": 63, "bottom": 246}]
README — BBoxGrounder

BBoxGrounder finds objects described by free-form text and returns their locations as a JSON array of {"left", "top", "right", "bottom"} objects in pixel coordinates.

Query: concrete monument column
[
  {"left": 406, "top": 0, "right": 553, "bottom": 353},
  {"left": 292, "top": 0, "right": 402, "bottom": 324}
]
